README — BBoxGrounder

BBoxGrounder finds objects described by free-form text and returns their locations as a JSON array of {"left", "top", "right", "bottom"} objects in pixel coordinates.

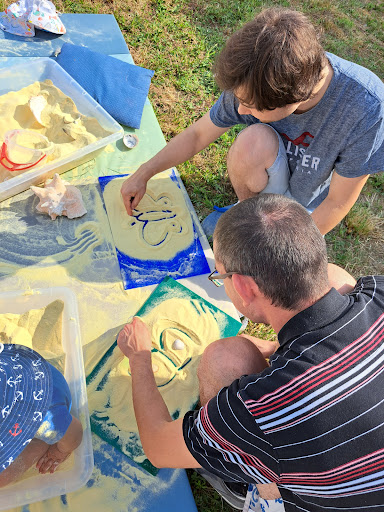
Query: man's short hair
[
  {"left": 214, "top": 8, "right": 326, "bottom": 111},
  {"left": 214, "top": 194, "right": 329, "bottom": 310}
]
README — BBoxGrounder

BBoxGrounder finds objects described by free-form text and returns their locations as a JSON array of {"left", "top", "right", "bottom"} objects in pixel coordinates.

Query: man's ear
[{"left": 232, "top": 274, "right": 260, "bottom": 307}]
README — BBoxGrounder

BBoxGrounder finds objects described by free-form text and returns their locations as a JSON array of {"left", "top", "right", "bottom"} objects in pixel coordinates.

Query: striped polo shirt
[{"left": 183, "top": 275, "right": 384, "bottom": 511}]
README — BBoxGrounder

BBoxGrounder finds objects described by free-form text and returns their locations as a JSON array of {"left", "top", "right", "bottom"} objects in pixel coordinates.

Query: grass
[
  {"left": 3, "top": 0, "right": 383, "bottom": 509},
  {"left": 187, "top": 470, "right": 235, "bottom": 512}
]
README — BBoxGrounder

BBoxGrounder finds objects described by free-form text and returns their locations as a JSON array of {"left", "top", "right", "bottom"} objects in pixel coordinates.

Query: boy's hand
[
  {"left": 36, "top": 443, "right": 70, "bottom": 474},
  {"left": 120, "top": 172, "right": 148, "bottom": 216},
  {"left": 117, "top": 317, "right": 152, "bottom": 359}
]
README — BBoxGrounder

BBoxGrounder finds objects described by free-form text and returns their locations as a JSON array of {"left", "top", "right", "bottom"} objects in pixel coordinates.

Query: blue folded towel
[{"left": 56, "top": 43, "right": 154, "bottom": 128}]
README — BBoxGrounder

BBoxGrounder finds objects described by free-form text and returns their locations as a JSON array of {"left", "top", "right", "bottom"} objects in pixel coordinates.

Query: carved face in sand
[
  {"left": 135, "top": 297, "right": 221, "bottom": 387},
  {"left": 88, "top": 296, "right": 222, "bottom": 454}
]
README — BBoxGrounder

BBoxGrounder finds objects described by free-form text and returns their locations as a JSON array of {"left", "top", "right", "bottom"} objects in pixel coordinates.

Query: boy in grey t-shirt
[
  {"left": 121, "top": 8, "right": 384, "bottom": 237},
  {"left": 210, "top": 51, "right": 384, "bottom": 213}
]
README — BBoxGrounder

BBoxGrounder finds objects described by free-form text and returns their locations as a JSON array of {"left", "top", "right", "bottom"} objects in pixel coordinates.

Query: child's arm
[
  {"left": 36, "top": 416, "right": 83, "bottom": 474},
  {"left": 120, "top": 112, "right": 228, "bottom": 215},
  {"left": 0, "top": 439, "right": 48, "bottom": 487},
  {"left": 311, "top": 172, "right": 369, "bottom": 235}
]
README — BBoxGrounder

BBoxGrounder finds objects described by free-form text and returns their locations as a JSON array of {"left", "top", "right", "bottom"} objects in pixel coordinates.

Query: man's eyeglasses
[{"left": 208, "top": 269, "right": 236, "bottom": 287}]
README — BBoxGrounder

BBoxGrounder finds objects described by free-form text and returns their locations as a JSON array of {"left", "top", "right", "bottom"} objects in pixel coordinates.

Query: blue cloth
[
  {"left": 210, "top": 52, "right": 384, "bottom": 211},
  {"left": 34, "top": 364, "right": 72, "bottom": 445},
  {"left": 56, "top": 43, "right": 154, "bottom": 128}
]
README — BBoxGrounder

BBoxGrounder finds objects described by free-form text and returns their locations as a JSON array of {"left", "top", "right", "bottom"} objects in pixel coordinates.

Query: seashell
[
  {"left": 29, "top": 95, "right": 48, "bottom": 126},
  {"left": 30, "top": 173, "right": 87, "bottom": 221},
  {"left": 172, "top": 339, "right": 185, "bottom": 351},
  {"left": 152, "top": 364, "right": 159, "bottom": 373},
  {"left": 123, "top": 133, "right": 139, "bottom": 149}
]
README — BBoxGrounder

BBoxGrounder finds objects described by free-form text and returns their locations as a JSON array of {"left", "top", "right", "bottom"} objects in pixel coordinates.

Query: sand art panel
[
  {"left": 86, "top": 277, "right": 241, "bottom": 475},
  {"left": 99, "top": 171, "right": 210, "bottom": 289}
]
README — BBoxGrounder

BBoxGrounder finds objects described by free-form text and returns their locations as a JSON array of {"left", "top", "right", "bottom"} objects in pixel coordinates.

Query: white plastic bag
[
  {"left": 0, "top": 11, "right": 34, "bottom": 36},
  {"left": 243, "top": 485, "right": 286, "bottom": 512}
]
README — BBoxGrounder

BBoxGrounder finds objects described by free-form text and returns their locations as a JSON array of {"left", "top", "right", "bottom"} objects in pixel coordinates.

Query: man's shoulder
[
  {"left": 237, "top": 278, "right": 384, "bottom": 420},
  {"left": 352, "top": 275, "right": 384, "bottom": 298}
]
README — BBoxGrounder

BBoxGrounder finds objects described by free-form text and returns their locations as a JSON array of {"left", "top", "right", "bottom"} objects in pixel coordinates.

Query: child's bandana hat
[
  {"left": 0, "top": 0, "right": 65, "bottom": 38},
  {"left": 0, "top": 343, "right": 52, "bottom": 474}
]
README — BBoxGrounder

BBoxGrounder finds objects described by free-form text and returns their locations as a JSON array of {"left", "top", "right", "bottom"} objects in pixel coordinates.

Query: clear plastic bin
[
  {"left": 0, "top": 287, "right": 93, "bottom": 510},
  {"left": 0, "top": 58, "right": 123, "bottom": 202}
]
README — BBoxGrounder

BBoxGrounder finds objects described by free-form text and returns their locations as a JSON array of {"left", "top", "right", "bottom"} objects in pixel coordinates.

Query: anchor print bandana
[{"left": 0, "top": 343, "right": 52, "bottom": 473}]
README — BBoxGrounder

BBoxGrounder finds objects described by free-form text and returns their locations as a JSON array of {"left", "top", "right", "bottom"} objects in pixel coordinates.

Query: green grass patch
[
  {"left": 344, "top": 203, "right": 377, "bottom": 237},
  {"left": 187, "top": 470, "right": 235, "bottom": 512}
]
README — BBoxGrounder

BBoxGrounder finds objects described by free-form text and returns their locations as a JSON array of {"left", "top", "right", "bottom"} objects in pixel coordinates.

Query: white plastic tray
[
  {"left": 0, "top": 58, "right": 123, "bottom": 202},
  {"left": 0, "top": 287, "right": 93, "bottom": 510}
]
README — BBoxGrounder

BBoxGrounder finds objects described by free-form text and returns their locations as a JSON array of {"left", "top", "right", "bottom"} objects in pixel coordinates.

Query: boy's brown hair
[{"left": 214, "top": 8, "right": 327, "bottom": 111}]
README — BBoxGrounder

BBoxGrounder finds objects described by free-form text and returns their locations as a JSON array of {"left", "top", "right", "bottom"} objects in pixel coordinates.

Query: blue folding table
[{"left": 0, "top": 13, "right": 201, "bottom": 512}]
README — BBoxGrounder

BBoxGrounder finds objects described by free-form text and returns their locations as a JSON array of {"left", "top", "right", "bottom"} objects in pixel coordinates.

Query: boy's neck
[{"left": 295, "top": 60, "right": 333, "bottom": 114}]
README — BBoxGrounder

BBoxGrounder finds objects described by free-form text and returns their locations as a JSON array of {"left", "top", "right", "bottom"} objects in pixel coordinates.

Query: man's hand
[
  {"left": 120, "top": 171, "right": 148, "bottom": 216},
  {"left": 117, "top": 317, "right": 152, "bottom": 359},
  {"left": 120, "top": 316, "right": 200, "bottom": 469}
]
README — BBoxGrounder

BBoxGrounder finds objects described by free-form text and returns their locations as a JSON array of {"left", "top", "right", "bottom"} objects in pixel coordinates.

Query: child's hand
[
  {"left": 36, "top": 443, "right": 70, "bottom": 474},
  {"left": 117, "top": 317, "right": 152, "bottom": 359}
]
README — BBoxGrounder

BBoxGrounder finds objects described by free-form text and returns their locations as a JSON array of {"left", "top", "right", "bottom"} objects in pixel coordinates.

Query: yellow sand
[
  {"left": 102, "top": 175, "right": 194, "bottom": 261},
  {"left": 0, "top": 300, "right": 65, "bottom": 370},
  {"left": 0, "top": 80, "right": 111, "bottom": 182},
  {"left": 0, "top": 300, "right": 75, "bottom": 484}
]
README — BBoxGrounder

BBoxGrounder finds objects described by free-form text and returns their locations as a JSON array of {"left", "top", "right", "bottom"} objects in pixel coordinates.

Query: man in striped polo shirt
[{"left": 117, "top": 193, "right": 384, "bottom": 512}]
